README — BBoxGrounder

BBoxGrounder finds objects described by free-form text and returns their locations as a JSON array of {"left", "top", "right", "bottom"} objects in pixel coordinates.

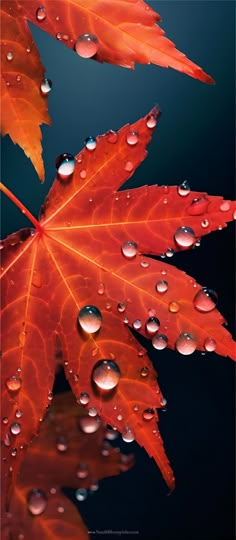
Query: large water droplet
[
  {"left": 204, "top": 337, "right": 216, "bottom": 352},
  {"left": 85, "top": 136, "right": 97, "bottom": 151},
  {"left": 76, "top": 463, "right": 88, "bottom": 478},
  {"left": 176, "top": 333, "right": 197, "bottom": 355},
  {"left": 177, "top": 181, "right": 190, "bottom": 197},
  {"left": 187, "top": 197, "right": 209, "bottom": 215},
  {"left": 27, "top": 489, "right": 47, "bottom": 516},
  {"left": 55, "top": 153, "right": 75, "bottom": 179},
  {"left": 78, "top": 305, "right": 102, "bottom": 333},
  {"left": 143, "top": 408, "right": 154, "bottom": 420},
  {"left": 145, "top": 317, "right": 160, "bottom": 335},
  {"left": 121, "top": 241, "right": 137, "bottom": 259},
  {"left": 10, "top": 422, "right": 21, "bottom": 435},
  {"left": 122, "top": 426, "right": 135, "bottom": 443},
  {"left": 6, "top": 375, "right": 22, "bottom": 392},
  {"left": 56, "top": 436, "right": 68, "bottom": 452},
  {"left": 152, "top": 334, "right": 168, "bottom": 350},
  {"left": 156, "top": 280, "right": 168, "bottom": 293},
  {"left": 36, "top": 6, "right": 46, "bottom": 21},
  {"left": 40, "top": 78, "right": 52, "bottom": 96},
  {"left": 126, "top": 131, "right": 139, "bottom": 146},
  {"left": 133, "top": 319, "right": 142, "bottom": 330},
  {"left": 75, "top": 34, "right": 98, "bottom": 58},
  {"left": 193, "top": 288, "right": 218, "bottom": 312},
  {"left": 78, "top": 415, "right": 101, "bottom": 434},
  {"left": 79, "top": 392, "right": 90, "bottom": 405},
  {"left": 92, "top": 359, "right": 120, "bottom": 391},
  {"left": 174, "top": 226, "right": 195, "bottom": 247}
]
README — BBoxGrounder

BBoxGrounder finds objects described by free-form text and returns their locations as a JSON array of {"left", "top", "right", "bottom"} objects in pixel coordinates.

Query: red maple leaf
[
  {"left": 2, "top": 392, "right": 134, "bottom": 539},
  {"left": 1, "top": 0, "right": 214, "bottom": 180},
  {"left": 1, "top": 107, "right": 235, "bottom": 510}
]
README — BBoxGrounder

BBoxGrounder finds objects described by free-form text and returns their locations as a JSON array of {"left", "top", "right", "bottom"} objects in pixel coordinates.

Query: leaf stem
[{"left": 0, "top": 182, "right": 42, "bottom": 232}]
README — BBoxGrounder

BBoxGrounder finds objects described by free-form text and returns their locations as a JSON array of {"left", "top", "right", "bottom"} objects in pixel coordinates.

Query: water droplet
[
  {"left": 168, "top": 301, "right": 180, "bottom": 313},
  {"left": 204, "top": 337, "right": 216, "bottom": 352},
  {"left": 140, "top": 366, "right": 149, "bottom": 377},
  {"left": 124, "top": 160, "right": 134, "bottom": 172},
  {"left": 6, "top": 375, "right": 22, "bottom": 392},
  {"left": 117, "top": 413, "right": 123, "bottom": 421},
  {"left": 2, "top": 417, "right": 8, "bottom": 424},
  {"left": 140, "top": 260, "right": 150, "bottom": 268},
  {"left": 187, "top": 197, "right": 209, "bottom": 215},
  {"left": 152, "top": 334, "right": 168, "bottom": 350},
  {"left": 160, "top": 397, "right": 167, "bottom": 407},
  {"left": 15, "top": 409, "right": 23, "bottom": 418},
  {"left": 146, "top": 316, "right": 160, "bottom": 335},
  {"left": 6, "top": 52, "right": 13, "bottom": 61},
  {"left": 233, "top": 210, "right": 236, "bottom": 220},
  {"left": 133, "top": 319, "right": 142, "bottom": 330},
  {"left": 107, "top": 130, "right": 118, "bottom": 143},
  {"left": 122, "top": 426, "right": 135, "bottom": 443},
  {"left": 121, "top": 241, "right": 137, "bottom": 259},
  {"left": 143, "top": 408, "right": 154, "bottom": 421},
  {"left": 48, "top": 392, "right": 53, "bottom": 401},
  {"left": 27, "top": 489, "right": 47, "bottom": 516},
  {"left": 10, "top": 422, "right": 21, "bottom": 435},
  {"left": 78, "top": 305, "right": 102, "bottom": 333},
  {"left": 133, "top": 404, "right": 139, "bottom": 411},
  {"left": 156, "top": 280, "right": 168, "bottom": 293},
  {"left": 123, "top": 317, "right": 129, "bottom": 324},
  {"left": 146, "top": 114, "right": 157, "bottom": 129},
  {"left": 89, "top": 479, "right": 99, "bottom": 491},
  {"left": 16, "top": 74, "right": 21, "bottom": 82},
  {"left": 88, "top": 407, "right": 97, "bottom": 417},
  {"left": 97, "top": 282, "right": 105, "bottom": 295},
  {"left": 40, "top": 78, "right": 52, "bottom": 96},
  {"left": 78, "top": 415, "right": 101, "bottom": 434},
  {"left": 36, "top": 6, "right": 46, "bottom": 21},
  {"left": 220, "top": 201, "right": 231, "bottom": 212},
  {"left": 11, "top": 448, "right": 17, "bottom": 457},
  {"left": 79, "top": 169, "right": 87, "bottom": 179},
  {"left": 76, "top": 463, "right": 88, "bottom": 478},
  {"left": 177, "top": 181, "right": 190, "bottom": 197},
  {"left": 56, "top": 32, "right": 62, "bottom": 40},
  {"left": 92, "top": 360, "right": 120, "bottom": 391},
  {"left": 56, "top": 436, "right": 68, "bottom": 452},
  {"left": 117, "top": 302, "right": 126, "bottom": 313},
  {"left": 26, "top": 46, "right": 31, "bottom": 53},
  {"left": 85, "top": 136, "right": 97, "bottom": 151},
  {"left": 126, "top": 130, "right": 139, "bottom": 146},
  {"left": 193, "top": 287, "right": 218, "bottom": 312},
  {"left": 174, "top": 226, "right": 195, "bottom": 247},
  {"left": 79, "top": 392, "right": 90, "bottom": 405},
  {"left": 57, "top": 504, "right": 65, "bottom": 513},
  {"left": 166, "top": 248, "right": 174, "bottom": 258},
  {"left": 75, "top": 487, "right": 88, "bottom": 501},
  {"left": 75, "top": 34, "right": 98, "bottom": 58},
  {"left": 176, "top": 333, "right": 197, "bottom": 355},
  {"left": 50, "top": 487, "right": 57, "bottom": 495},
  {"left": 201, "top": 219, "right": 209, "bottom": 228},
  {"left": 55, "top": 153, "right": 75, "bottom": 179},
  {"left": 4, "top": 433, "right": 11, "bottom": 446}
]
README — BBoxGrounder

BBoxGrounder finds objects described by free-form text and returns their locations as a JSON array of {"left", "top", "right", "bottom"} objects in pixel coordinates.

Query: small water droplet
[
  {"left": 143, "top": 408, "right": 154, "bottom": 421},
  {"left": 168, "top": 301, "right": 180, "bottom": 313},
  {"left": 76, "top": 463, "right": 88, "bottom": 478},
  {"left": 177, "top": 181, "right": 190, "bottom": 197},
  {"left": 78, "top": 415, "right": 101, "bottom": 434},
  {"left": 156, "top": 280, "right": 168, "bottom": 293},
  {"left": 122, "top": 426, "right": 135, "bottom": 443},
  {"left": 121, "top": 241, "right": 137, "bottom": 259},
  {"left": 15, "top": 409, "right": 23, "bottom": 418},
  {"left": 123, "top": 317, "right": 129, "bottom": 324},
  {"left": 92, "top": 360, "right": 120, "bottom": 391},
  {"left": 176, "top": 333, "right": 197, "bottom": 355},
  {"left": 117, "top": 302, "right": 126, "bottom": 313},
  {"left": 140, "top": 260, "right": 150, "bottom": 268},
  {"left": 152, "top": 334, "right": 168, "bottom": 350},
  {"left": 133, "top": 404, "right": 139, "bottom": 411},
  {"left": 2, "top": 417, "right": 8, "bottom": 425},
  {"left": 160, "top": 397, "right": 167, "bottom": 407},
  {"left": 27, "top": 489, "right": 47, "bottom": 516},
  {"left": 187, "top": 197, "right": 209, "bottom": 215},
  {"left": 204, "top": 337, "right": 216, "bottom": 352},
  {"left": 55, "top": 153, "right": 75, "bottom": 179},
  {"left": 146, "top": 114, "right": 157, "bottom": 129},
  {"left": 11, "top": 447, "right": 17, "bottom": 457},
  {"left": 85, "top": 136, "right": 97, "bottom": 151},
  {"left": 75, "top": 34, "right": 98, "bottom": 58},
  {"left": 97, "top": 282, "right": 105, "bottom": 295},
  {"left": 10, "top": 422, "right": 21, "bottom": 435},
  {"left": 40, "top": 78, "right": 52, "bottom": 96},
  {"left": 48, "top": 392, "right": 53, "bottom": 401},
  {"left": 117, "top": 413, "right": 123, "bottom": 421},
  {"left": 79, "top": 392, "right": 90, "bottom": 405},
  {"left": 57, "top": 504, "right": 65, "bottom": 513},
  {"left": 133, "top": 319, "right": 142, "bottom": 330},
  {"left": 107, "top": 130, "right": 118, "bottom": 143},
  {"left": 166, "top": 248, "right": 174, "bottom": 258},
  {"left": 6, "top": 375, "right": 22, "bottom": 392},
  {"left": 201, "top": 219, "right": 209, "bottom": 228},
  {"left": 140, "top": 366, "right": 149, "bottom": 377},
  {"left": 56, "top": 436, "right": 68, "bottom": 452},
  {"left": 233, "top": 209, "right": 236, "bottom": 220},
  {"left": 75, "top": 487, "right": 88, "bottom": 501},
  {"left": 146, "top": 317, "right": 160, "bottom": 335},
  {"left": 80, "top": 169, "right": 87, "bottom": 179},
  {"left": 88, "top": 407, "right": 97, "bottom": 417},
  {"left": 124, "top": 160, "right": 134, "bottom": 172},
  {"left": 90, "top": 479, "right": 99, "bottom": 491},
  {"left": 220, "top": 201, "right": 231, "bottom": 212},
  {"left": 4, "top": 433, "right": 11, "bottom": 446},
  {"left": 16, "top": 74, "right": 21, "bottom": 82},
  {"left": 193, "top": 287, "right": 218, "bottom": 312},
  {"left": 50, "top": 487, "right": 57, "bottom": 494},
  {"left": 36, "top": 6, "right": 46, "bottom": 21},
  {"left": 56, "top": 32, "right": 62, "bottom": 40},
  {"left": 78, "top": 305, "right": 102, "bottom": 333},
  {"left": 6, "top": 51, "right": 13, "bottom": 61},
  {"left": 174, "top": 226, "right": 195, "bottom": 247},
  {"left": 126, "top": 130, "right": 139, "bottom": 146},
  {"left": 26, "top": 46, "right": 31, "bottom": 53}
]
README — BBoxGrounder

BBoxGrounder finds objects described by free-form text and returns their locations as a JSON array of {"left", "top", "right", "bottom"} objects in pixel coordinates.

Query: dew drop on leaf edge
[
  {"left": 55, "top": 153, "right": 75, "bottom": 178},
  {"left": 75, "top": 34, "right": 99, "bottom": 58}
]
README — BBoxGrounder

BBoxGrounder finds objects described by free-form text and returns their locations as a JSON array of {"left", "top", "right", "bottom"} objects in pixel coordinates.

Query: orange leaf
[
  {"left": 1, "top": 107, "right": 235, "bottom": 509},
  {"left": 2, "top": 392, "right": 133, "bottom": 539}
]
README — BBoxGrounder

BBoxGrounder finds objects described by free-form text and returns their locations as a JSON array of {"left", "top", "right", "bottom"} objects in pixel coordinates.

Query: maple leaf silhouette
[
  {"left": 1, "top": 0, "right": 214, "bottom": 180},
  {"left": 2, "top": 392, "right": 134, "bottom": 539},
  {"left": 1, "top": 108, "right": 235, "bottom": 510}
]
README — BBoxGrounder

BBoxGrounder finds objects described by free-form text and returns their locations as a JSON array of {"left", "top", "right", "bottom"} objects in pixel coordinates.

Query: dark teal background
[{"left": 1, "top": 1, "right": 235, "bottom": 539}]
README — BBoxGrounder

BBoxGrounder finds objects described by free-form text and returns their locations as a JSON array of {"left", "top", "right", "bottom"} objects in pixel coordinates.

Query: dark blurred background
[{"left": 1, "top": 1, "right": 235, "bottom": 539}]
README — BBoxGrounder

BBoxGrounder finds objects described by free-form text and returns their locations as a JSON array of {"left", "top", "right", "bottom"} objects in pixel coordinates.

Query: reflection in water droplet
[
  {"left": 143, "top": 408, "right": 154, "bottom": 420},
  {"left": 78, "top": 305, "right": 102, "bottom": 333},
  {"left": 40, "top": 78, "right": 52, "bottom": 96},
  {"left": 174, "top": 226, "right": 195, "bottom": 247},
  {"left": 75, "top": 34, "right": 98, "bottom": 58},
  {"left": 27, "top": 489, "right": 47, "bottom": 516},
  {"left": 36, "top": 6, "right": 46, "bottom": 21},
  {"left": 122, "top": 426, "right": 135, "bottom": 443},
  {"left": 204, "top": 337, "right": 216, "bottom": 352},
  {"left": 78, "top": 415, "right": 101, "bottom": 434},
  {"left": 145, "top": 317, "right": 160, "bottom": 335},
  {"left": 55, "top": 153, "right": 75, "bottom": 179},
  {"left": 193, "top": 288, "right": 218, "bottom": 312},
  {"left": 156, "top": 280, "right": 168, "bottom": 293},
  {"left": 6, "top": 375, "right": 22, "bottom": 392},
  {"left": 152, "top": 334, "right": 168, "bottom": 350},
  {"left": 79, "top": 392, "right": 90, "bottom": 405},
  {"left": 121, "top": 241, "right": 137, "bottom": 259},
  {"left": 176, "top": 333, "right": 197, "bottom": 355},
  {"left": 92, "top": 360, "right": 120, "bottom": 390},
  {"left": 177, "top": 181, "right": 190, "bottom": 196},
  {"left": 85, "top": 136, "right": 97, "bottom": 151},
  {"left": 75, "top": 488, "right": 88, "bottom": 501},
  {"left": 126, "top": 131, "right": 139, "bottom": 145}
]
